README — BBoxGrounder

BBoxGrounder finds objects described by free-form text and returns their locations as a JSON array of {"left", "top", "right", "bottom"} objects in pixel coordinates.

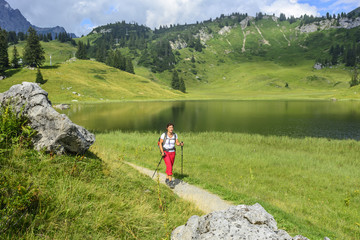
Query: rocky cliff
[{"left": 0, "top": 0, "right": 76, "bottom": 38}]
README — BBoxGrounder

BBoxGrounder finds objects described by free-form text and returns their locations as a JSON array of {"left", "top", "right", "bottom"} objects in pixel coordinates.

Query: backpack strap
[{"left": 162, "top": 132, "right": 176, "bottom": 152}]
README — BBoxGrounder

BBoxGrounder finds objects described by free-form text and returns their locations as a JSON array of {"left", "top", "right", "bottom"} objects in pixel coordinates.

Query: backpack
[{"left": 157, "top": 132, "right": 176, "bottom": 152}]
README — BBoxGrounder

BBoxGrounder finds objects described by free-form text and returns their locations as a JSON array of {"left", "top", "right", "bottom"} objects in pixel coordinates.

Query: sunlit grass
[{"left": 94, "top": 131, "right": 360, "bottom": 240}]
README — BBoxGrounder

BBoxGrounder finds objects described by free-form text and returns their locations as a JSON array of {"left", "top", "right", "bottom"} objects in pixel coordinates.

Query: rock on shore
[
  {"left": 0, "top": 82, "right": 95, "bottom": 154},
  {"left": 172, "top": 203, "right": 312, "bottom": 240}
]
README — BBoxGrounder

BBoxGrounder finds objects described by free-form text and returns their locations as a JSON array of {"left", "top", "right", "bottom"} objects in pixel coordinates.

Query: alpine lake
[{"left": 60, "top": 100, "right": 360, "bottom": 140}]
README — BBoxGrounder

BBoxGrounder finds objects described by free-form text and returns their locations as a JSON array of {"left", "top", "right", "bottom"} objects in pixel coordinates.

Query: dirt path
[{"left": 126, "top": 162, "right": 233, "bottom": 214}]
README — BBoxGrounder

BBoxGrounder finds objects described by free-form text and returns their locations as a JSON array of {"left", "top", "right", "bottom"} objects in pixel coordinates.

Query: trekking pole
[
  {"left": 152, "top": 155, "right": 163, "bottom": 179},
  {"left": 181, "top": 142, "right": 183, "bottom": 175}
]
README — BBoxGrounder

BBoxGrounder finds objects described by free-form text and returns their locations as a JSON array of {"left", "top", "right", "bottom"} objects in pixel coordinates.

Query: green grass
[
  {"left": 134, "top": 21, "right": 359, "bottom": 101},
  {"left": 0, "top": 108, "right": 203, "bottom": 239},
  {"left": 8, "top": 41, "right": 77, "bottom": 66},
  {"left": 4, "top": 23, "right": 360, "bottom": 103},
  {"left": 1, "top": 60, "right": 183, "bottom": 103},
  {"left": 93, "top": 131, "right": 360, "bottom": 240}
]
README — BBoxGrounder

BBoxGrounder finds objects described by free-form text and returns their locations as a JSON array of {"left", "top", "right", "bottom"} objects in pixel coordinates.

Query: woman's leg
[{"left": 163, "top": 152, "right": 176, "bottom": 181}]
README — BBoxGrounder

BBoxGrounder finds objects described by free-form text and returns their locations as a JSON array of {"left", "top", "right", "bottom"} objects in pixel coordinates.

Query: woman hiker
[{"left": 159, "top": 123, "right": 184, "bottom": 189}]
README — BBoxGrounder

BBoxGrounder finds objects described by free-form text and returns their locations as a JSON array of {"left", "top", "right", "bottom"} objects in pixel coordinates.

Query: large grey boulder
[
  {"left": 0, "top": 82, "right": 95, "bottom": 154},
  {"left": 172, "top": 203, "right": 310, "bottom": 240}
]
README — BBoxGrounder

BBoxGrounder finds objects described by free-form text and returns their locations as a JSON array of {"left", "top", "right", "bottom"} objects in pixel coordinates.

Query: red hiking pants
[{"left": 163, "top": 151, "right": 176, "bottom": 176}]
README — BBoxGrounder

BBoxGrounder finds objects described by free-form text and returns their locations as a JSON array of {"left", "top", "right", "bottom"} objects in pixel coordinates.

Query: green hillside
[
  {"left": 1, "top": 59, "right": 182, "bottom": 103},
  {"left": 83, "top": 13, "right": 360, "bottom": 100},
  {"left": 2, "top": 13, "right": 360, "bottom": 101}
]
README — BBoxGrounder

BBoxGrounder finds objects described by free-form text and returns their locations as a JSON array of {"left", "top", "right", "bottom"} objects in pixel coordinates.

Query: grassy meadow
[
  {"left": 1, "top": 60, "right": 182, "bottom": 103},
  {"left": 93, "top": 131, "right": 360, "bottom": 240},
  {"left": 0, "top": 106, "right": 202, "bottom": 239},
  {"left": 4, "top": 25, "right": 360, "bottom": 103}
]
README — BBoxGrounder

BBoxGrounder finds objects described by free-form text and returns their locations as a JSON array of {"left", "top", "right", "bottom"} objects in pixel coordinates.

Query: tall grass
[
  {"left": 94, "top": 131, "right": 360, "bottom": 240},
  {"left": 0, "top": 106, "right": 202, "bottom": 239}
]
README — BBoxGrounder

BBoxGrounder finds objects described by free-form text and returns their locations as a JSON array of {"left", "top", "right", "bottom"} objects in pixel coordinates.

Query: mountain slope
[
  {"left": 0, "top": 0, "right": 31, "bottom": 33},
  {"left": 0, "top": 0, "right": 76, "bottom": 37},
  {"left": 1, "top": 59, "right": 182, "bottom": 103}
]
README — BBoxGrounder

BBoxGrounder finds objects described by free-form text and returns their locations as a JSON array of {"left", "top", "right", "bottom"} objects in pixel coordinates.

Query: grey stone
[
  {"left": 296, "top": 17, "right": 360, "bottom": 33},
  {"left": 314, "top": 63, "right": 323, "bottom": 70},
  {"left": 53, "top": 104, "right": 70, "bottom": 110},
  {"left": 0, "top": 82, "right": 95, "bottom": 154},
  {"left": 171, "top": 203, "right": 309, "bottom": 240}
]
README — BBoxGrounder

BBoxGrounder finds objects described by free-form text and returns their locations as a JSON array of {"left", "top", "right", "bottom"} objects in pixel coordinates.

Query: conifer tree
[
  {"left": 125, "top": 58, "right": 135, "bottom": 74},
  {"left": 171, "top": 71, "right": 180, "bottom": 90},
  {"left": 11, "top": 46, "right": 20, "bottom": 68},
  {"left": 0, "top": 28, "right": 9, "bottom": 76},
  {"left": 23, "top": 27, "right": 45, "bottom": 67},
  {"left": 179, "top": 77, "right": 186, "bottom": 93},
  {"left": 349, "top": 67, "right": 359, "bottom": 87},
  {"left": 75, "top": 41, "right": 88, "bottom": 59}
]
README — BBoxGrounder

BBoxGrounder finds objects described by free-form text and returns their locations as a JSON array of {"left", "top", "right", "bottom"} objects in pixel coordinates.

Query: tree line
[
  {"left": 76, "top": 40, "right": 135, "bottom": 74},
  {"left": 5, "top": 30, "right": 75, "bottom": 45}
]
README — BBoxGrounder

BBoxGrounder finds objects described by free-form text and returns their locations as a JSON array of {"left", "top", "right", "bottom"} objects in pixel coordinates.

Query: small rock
[
  {"left": 314, "top": 63, "right": 323, "bottom": 70},
  {"left": 53, "top": 104, "right": 70, "bottom": 110}
]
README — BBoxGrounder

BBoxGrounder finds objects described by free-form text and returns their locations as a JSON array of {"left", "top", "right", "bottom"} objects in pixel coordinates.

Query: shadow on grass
[
  {"left": 41, "top": 65, "right": 60, "bottom": 70},
  {"left": 173, "top": 172, "right": 189, "bottom": 180},
  {"left": 5, "top": 68, "right": 21, "bottom": 78}
]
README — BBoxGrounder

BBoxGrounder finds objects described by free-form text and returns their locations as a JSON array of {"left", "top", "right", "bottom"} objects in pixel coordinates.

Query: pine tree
[
  {"left": 125, "top": 58, "right": 135, "bottom": 74},
  {"left": 96, "top": 47, "right": 106, "bottom": 63},
  {"left": 171, "top": 71, "right": 180, "bottom": 90},
  {"left": 75, "top": 41, "right": 88, "bottom": 59},
  {"left": 179, "top": 77, "right": 186, "bottom": 93},
  {"left": 23, "top": 27, "right": 45, "bottom": 67},
  {"left": 35, "top": 68, "right": 46, "bottom": 84},
  {"left": 349, "top": 67, "right": 359, "bottom": 87},
  {"left": 0, "top": 28, "right": 9, "bottom": 76},
  {"left": 11, "top": 45, "right": 20, "bottom": 68}
]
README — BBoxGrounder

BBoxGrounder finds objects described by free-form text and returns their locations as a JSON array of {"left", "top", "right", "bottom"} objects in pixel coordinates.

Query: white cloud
[
  {"left": 261, "top": 0, "right": 319, "bottom": 17},
  {"left": 6, "top": 0, "right": 353, "bottom": 36}
]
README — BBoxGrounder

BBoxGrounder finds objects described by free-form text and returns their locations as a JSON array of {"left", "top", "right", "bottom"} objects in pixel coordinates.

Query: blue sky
[
  {"left": 6, "top": 0, "right": 360, "bottom": 36},
  {"left": 298, "top": 0, "right": 358, "bottom": 15}
]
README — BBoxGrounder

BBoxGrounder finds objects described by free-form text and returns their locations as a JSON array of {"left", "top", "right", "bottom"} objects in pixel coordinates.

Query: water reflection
[{"left": 61, "top": 101, "right": 360, "bottom": 140}]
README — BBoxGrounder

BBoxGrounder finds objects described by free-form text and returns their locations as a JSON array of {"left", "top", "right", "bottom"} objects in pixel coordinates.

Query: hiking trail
[{"left": 126, "top": 162, "right": 233, "bottom": 214}]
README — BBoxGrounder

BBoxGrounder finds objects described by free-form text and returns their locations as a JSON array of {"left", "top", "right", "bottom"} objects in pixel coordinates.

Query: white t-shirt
[{"left": 161, "top": 132, "right": 178, "bottom": 152}]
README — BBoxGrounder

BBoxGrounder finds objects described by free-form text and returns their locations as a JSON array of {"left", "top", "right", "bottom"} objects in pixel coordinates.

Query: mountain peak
[
  {"left": 0, "top": 0, "right": 11, "bottom": 9},
  {"left": 0, "top": 0, "right": 77, "bottom": 37}
]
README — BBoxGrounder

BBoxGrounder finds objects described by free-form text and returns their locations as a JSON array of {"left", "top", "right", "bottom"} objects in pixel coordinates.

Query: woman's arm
[
  {"left": 159, "top": 138, "right": 165, "bottom": 156},
  {"left": 176, "top": 139, "right": 184, "bottom": 146}
]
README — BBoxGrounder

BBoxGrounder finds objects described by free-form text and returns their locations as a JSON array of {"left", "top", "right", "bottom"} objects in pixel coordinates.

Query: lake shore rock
[
  {"left": 0, "top": 82, "right": 95, "bottom": 154},
  {"left": 53, "top": 103, "right": 70, "bottom": 110},
  {"left": 172, "top": 203, "right": 315, "bottom": 240}
]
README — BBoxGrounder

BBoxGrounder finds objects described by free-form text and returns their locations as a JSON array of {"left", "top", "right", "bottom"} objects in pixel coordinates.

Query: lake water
[{"left": 60, "top": 101, "right": 360, "bottom": 140}]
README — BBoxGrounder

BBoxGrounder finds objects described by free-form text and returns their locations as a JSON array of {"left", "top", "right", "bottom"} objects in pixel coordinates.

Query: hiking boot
[
  {"left": 165, "top": 179, "right": 169, "bottom": 185},
  {"left": 169, "top": 180, "right": 175, "bottom": 189}
]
